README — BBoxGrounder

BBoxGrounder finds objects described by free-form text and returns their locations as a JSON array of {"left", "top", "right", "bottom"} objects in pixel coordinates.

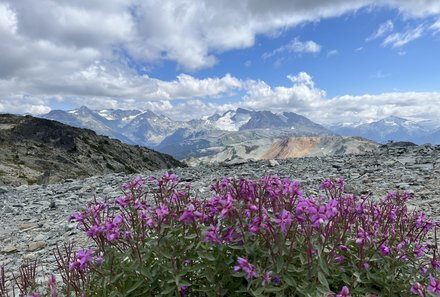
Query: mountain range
[
  {"left": 41, "top": 106, "right": 440, "bottom": 162},
  {"left": 329, "top": 116, "right": 440, "bottom": 144}
]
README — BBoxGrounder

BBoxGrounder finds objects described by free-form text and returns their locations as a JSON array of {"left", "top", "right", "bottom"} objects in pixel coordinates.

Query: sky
[{"left": 1, "top": 0, "right": 440, "bottom": 125}]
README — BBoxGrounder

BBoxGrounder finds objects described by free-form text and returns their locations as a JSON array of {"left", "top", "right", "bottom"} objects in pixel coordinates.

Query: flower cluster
[{"left": 38, "top": 173, "right": 440, "bottom": 296}]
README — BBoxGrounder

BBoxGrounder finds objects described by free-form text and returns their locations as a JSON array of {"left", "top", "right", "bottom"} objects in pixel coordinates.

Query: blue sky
[{"left": 1, "top": 1, "right": 440, "bottom": 124}]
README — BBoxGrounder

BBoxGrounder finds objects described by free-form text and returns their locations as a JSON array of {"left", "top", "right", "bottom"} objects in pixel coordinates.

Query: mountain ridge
[{"left": 0, "top": 114, "right": 184, "bottom": 186}]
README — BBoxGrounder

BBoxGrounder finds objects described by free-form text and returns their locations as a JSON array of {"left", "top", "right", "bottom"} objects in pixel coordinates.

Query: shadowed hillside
[{"left": 0, "top": 114, "right": 185, "bottom": 186}]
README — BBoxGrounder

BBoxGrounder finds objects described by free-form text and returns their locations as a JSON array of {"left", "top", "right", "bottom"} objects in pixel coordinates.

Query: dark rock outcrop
[{"left": 0, "top": 114, "right": 185, "bottom": 186}]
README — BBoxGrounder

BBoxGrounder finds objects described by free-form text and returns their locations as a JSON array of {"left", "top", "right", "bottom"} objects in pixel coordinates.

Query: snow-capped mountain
[
  {"left": 42, "top": 107, "right": 334, "bottom": 160},
  {"left": 42, "top": 106, "right": 186, "bottom": 147},
  {"left": 40, "top": 106, "right": 440, "bottom": 162},
  {"left": 329, "top": 116, "right": 433, "bottom": 144},
  {"left": 44, "top": 106, "right": 134, "bottom": 144},
  {"left": 204, "top": 108, "right": 329, "bottom": 132},
  {"left": 97, "top": 109, "right": 143, "bottom": 128},
  {"left": 156, "top": 108, "right": 334, "bottom": 159}
]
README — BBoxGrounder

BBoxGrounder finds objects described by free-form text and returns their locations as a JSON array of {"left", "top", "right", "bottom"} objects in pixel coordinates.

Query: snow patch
[{"left": 212, "top": 111, "right": 251, "bottom": 131}]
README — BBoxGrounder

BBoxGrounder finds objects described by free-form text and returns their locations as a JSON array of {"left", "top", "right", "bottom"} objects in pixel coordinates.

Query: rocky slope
[
  {"left": 187, "top": 136, "right": 378, "bottom": 165},
  {"left": 1, "top": 142, "right": 440, "bottom": 280},
  {"left": 0, "top": 114, "right": 184, "bottom": 186}
]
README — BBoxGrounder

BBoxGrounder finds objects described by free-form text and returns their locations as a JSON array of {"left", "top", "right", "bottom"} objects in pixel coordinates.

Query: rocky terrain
[
  {"left": 1, "top": 142, "right": 440, "bottom": 283},
  {"left": 188, "top": 136, "right": 378, "bottom": 165},
  {"left": 0, "top": 114, "right": 184, "bottom": 186}
]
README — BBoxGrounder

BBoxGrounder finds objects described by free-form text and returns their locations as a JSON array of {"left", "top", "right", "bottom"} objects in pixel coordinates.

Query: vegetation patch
[{"left": 2, "top": 174, "right": 439, "bottom": 296}]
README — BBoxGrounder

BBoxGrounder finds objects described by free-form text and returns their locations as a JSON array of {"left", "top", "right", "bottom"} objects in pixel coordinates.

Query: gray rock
[
  {"left": 28, "top": 241, "right": 47, "bottom": 251},
  {"left": 1, "top": 143, "right": 440, "bottom": 281}
]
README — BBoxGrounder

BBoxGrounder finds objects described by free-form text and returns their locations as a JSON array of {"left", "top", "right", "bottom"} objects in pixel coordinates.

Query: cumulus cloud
[
  {"left": 237, "top": 72, "right": 440, "bottom": 125},
  {"left": 242, "top": 72, "right": 326, "bottom": 114},
  {"left": 1, "top": 0, "right": 440, "bottom": 115},
  {"left": 156, "top": 74, "right": 242, "bottom": 100}
]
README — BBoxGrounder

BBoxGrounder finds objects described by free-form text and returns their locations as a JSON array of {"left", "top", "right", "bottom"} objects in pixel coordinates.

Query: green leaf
[
  {"left": 275, "top": 256, "right": 284, "bottom": 273},
  {"left": 124, "top": 279, "right": 144, "bottom": 295},
  {"left": 161, "top": 284, "right": 176, "bottom": 295},
  {"left": 318, "top": 255, "right": 330, "bottom": 275},
  {"left": 251, "top": 287, "right": 265, "bottom": 296},
  {"left": 184, "top": 233, "right": 197, "bottom": 240},
  {"left": 317, "top": 272, "right": 329, "bottom": 288},
  {"left": 284, "top": 274, "right": 296, "bottom": 287}
]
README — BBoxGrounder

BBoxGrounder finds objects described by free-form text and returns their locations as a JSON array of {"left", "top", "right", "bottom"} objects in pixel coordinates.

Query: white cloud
[
  {"left": 0, "top": 0, "right": 440, "bottom": 116},
  {"left": 0, "top": 3, "right": 17, "bottom": 35},
  {"left": 238, "top": 72, "right": 440, "bottom": 125},
  {"left": 263, "top": 37, "right": 321, "bottom": 59},
  {"left": 430, "top": 19, "right": 440, "bottom": 33},
  {"left": 156, "top": 73, "right": 242, "bottom": 100},
  {"left": 242, "top": 72, "right": 326, "bottom": 113},
  {"left": 366, "top": 20, "right": 394, "bottom": 41},
  {"left": 327, "top": 49, "right": 339, "bottom": 56},
  {"left": 382, "top": 25, "right": 424, "bottom": 47}
]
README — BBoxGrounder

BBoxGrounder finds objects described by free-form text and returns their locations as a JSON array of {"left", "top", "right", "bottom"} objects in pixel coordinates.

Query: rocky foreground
[{"left": 1, "top": 142, "right": 440, "bottom": 283}]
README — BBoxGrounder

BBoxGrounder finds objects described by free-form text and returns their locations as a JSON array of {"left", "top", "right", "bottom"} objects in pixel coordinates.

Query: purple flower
[
  {"left": 274, "top": 209, "right": 292, "bottom": 233},
  {"left": 410, "top": 282, "right": 424, "bottom": 295},
  {"left": 380, "top": 244, "right": 390, "bottom": 256},
  {"left": 139, "top": 210, "right": 155, "bottom": 227},
  {"left": 335, "top": 256, "right": 344, "bottom": 263},
  {"left": 233, "top": 257, "right": 256, "bottom": 279},
  {"left": 356, "top": 228, "right": 369, "bottom": 246},
  {"left": 47, "top": 274, "right": 56, "bottom": 286},
  {"left": 320, "top": 179, "right": 336, "bottom": 190},
  {"left": 116, "top": 195, "right": 129, "bottom": 208},
  {"left": 155, "top": 204, "right": 169, "bottom": 219},
  {"left": 414, "top": 244, "right": 425, "bottom": 257},
  {"left": 68, "top": 212, "right": 84, "bottom": 223},
  {"left": 262, "top": 271, "right": 272, "bottom": 286},
  {"left": 180, "top": 285, "right": 189, "bottom": 296},
  {"left": 204, "top": 224, "right": 221, "bottom": 244},
  {"left": 179, "top": 203, "right": 202, "bottom": 224},
  {"left": 86, "top": 225, "right": 101, "bottom": 238},
  {"left": 69, "top": 248, "right": 94, "bottom": 270},
  {"left": 222, "top": 227, "right": 239, "bottom": 243},
  {"left": 428, "top": 274, "right": 440, "bottom": 295},
  {"left": 249, "top": 217, "right": 262, "bottom": 234},
  {"left": 112, "top": 215, "right": 123, "bottom": 225},
  {"left": 309, "top": 205, "right": 328, "bottom": 229},
  {"left": 95, "top": 256, "right": 103, "bottom": 265},
  {"left": 106, "top": 230, "right": 119, "bottom": 241},
  {"left": 433, "top": 259, "right": 440, "bottom": 270},
  {"left": 336, "top": 286, "right": 350, "bottom": 297},
  {"left": 337, "top": 177, "right": 345, "bottom": 192}
]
